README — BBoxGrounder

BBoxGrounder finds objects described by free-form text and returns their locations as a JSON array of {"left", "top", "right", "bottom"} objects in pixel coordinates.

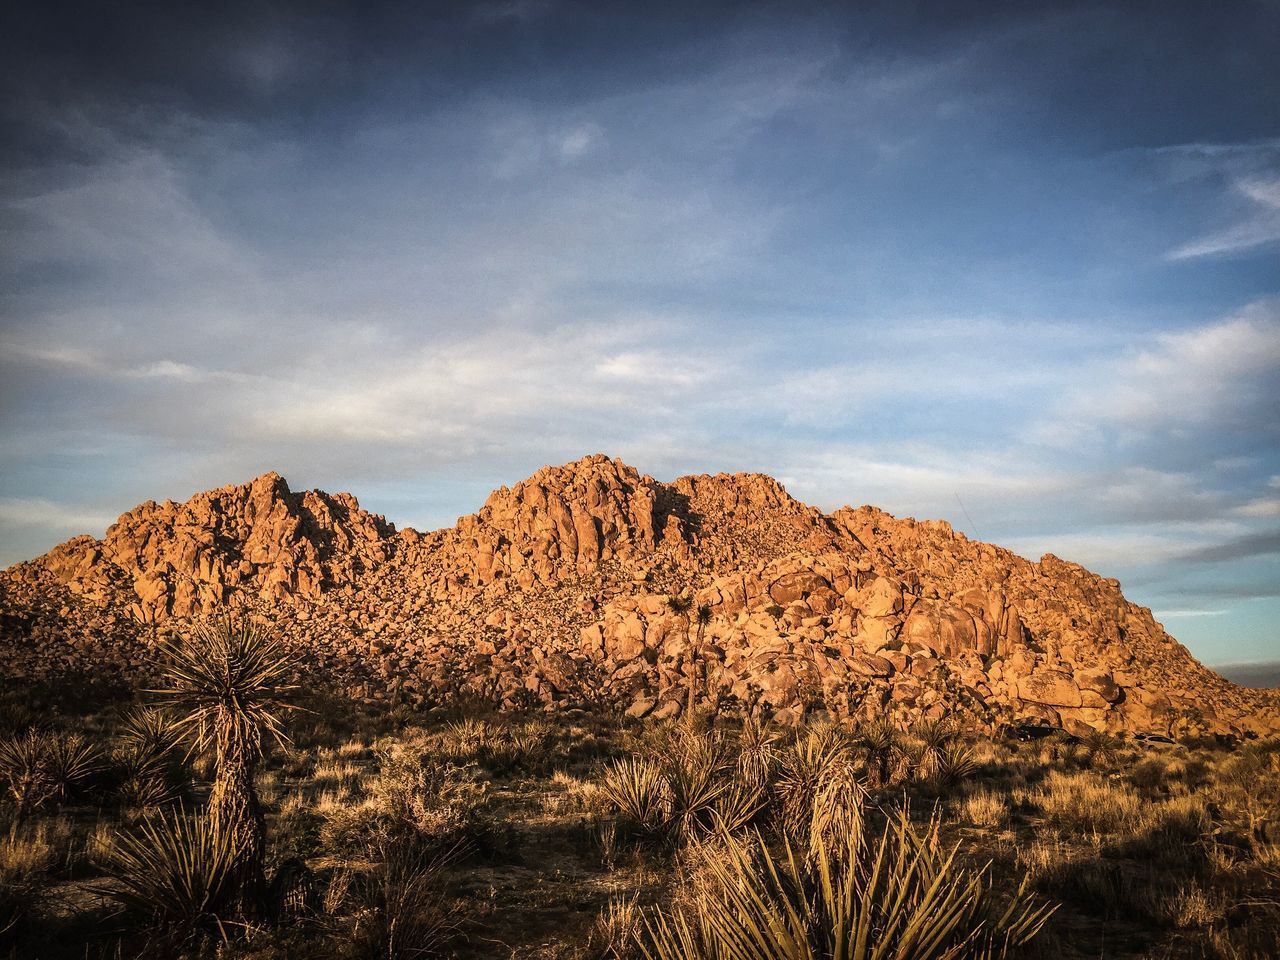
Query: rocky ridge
[{"left": 2, "top": 454, "right": 1276, "bottom": 739}]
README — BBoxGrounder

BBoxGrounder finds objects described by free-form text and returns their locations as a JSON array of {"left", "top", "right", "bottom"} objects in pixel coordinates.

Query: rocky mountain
[{"left": 2, "top": 454, "right": 1276, "bottom": 739}]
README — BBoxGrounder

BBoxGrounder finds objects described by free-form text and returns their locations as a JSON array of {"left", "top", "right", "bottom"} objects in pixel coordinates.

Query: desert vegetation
[{"left": 0, "top": 619, "right": 1277, "bottom": 959}]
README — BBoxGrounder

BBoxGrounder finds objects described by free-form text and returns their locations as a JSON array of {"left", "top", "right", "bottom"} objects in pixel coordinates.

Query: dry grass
[
  {"left": 1, "top": 676, "right": 1277, "bottom": 960},
  {"left": 960, "top": 789, "right": 1008, "bottom": 827}
]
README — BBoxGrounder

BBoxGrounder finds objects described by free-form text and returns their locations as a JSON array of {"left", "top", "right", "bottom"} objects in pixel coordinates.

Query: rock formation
[{"left": 2, "top": 454, "right": 1276, "bottom": 739}]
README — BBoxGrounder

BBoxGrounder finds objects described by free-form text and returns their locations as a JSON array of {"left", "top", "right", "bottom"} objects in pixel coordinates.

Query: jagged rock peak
[
  {"left": 3, "top": 454, "right": 1278, "bottom": 740},
  {"left": 452, "top": 454, "right": 665, "bottom": 587}
]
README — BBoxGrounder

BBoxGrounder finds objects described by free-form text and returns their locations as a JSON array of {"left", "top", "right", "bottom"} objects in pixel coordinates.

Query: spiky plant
[
  {"left": 736, "top": 717, "right": 778, "bottom": 792},
  {"left": 599, "top": 757, "right": 672, "bottom": 839},
  {"left": 0, "top": 729, "right": 102, "bottom": 814},
  {"left": 665, "top": 741, "right": 730, "bottom": 840},
  {"left": 855, "top": 718, "right": 903, "bottom": 788},
  {"left": 95, "top": 808, "right": 238, "bottom": 947},
  {"left": 777, "top": 726, "right": 853, "bottom": 837},
  {"left": 115, "top": 707, "right": 187, "bottom": 808},
  {"left": 640, "top": 811, "right": 1055, "bottom": 960},
  {"left": 910, "top": 719, "right": 957, "bottom": 783},
  {"left": 933, "top": 742, "right": 979, "bottom": 789},
  {"left": 152, "top": 615, "right": 298, "bottom": 905}
]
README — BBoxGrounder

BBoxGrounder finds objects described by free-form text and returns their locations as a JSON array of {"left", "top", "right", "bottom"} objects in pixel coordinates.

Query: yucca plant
[
  {"left": 0, "top": 729, "right": 102, "bottom": 814},
  {"left": 736, "top": 716, "right": 778, "bottom": 792},
  {"left": 94, "top": 808, "right": 238, "bottom": 946},
  {"left": 777, "top": 726, "right": 853, "bottom": 837},
  {"left": 599, "top": 758, "right": 672, "bottom": 839},
  {"left": 640, "top": 810, "right": 1055, "bottom": 960},
  {"left": 910, "top": 719, "right": 957, "bottom": 783},
  {"left": 933, "top": 742, "right": 979, "bottom": 789},
  {"left": 152, "top": 615, "right": 299, "bottom": 907},
  {"left": 855, "top": 718, "right": 904, "bottom": 788},
  {"left": 666, "top": 742, "right": 730, "bottom": 840},
  {"left": 114, "top": 706, "right": 187, "bottom": 808}
]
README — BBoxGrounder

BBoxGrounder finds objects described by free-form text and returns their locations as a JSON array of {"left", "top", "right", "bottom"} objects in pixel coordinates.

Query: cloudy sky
[{"left": 2, "top": 1, "right": 1277, "bottom": 666}]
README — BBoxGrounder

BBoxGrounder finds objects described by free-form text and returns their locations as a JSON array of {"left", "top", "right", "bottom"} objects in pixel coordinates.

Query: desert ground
[{"left": 2, "top": 644, "right": 1277, "bottom": 960}]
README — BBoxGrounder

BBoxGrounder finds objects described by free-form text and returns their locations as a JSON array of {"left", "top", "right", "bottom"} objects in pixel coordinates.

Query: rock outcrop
[{"left": 2, "top": 454, "right": 1276, "bottom": 739}]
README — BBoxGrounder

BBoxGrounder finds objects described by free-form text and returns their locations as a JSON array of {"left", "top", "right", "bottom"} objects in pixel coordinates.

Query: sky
[{"left": 1, "top": 1, "right": 1278, "bottom": 667}]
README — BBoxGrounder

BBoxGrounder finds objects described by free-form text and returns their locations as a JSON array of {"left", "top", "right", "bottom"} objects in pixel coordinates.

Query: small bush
[
  {"left": 341, "top": 842, "right": 458, "bottom": 960},
  {"left": 641, "top": 811, "right": 1054, "bottom": 960},
  {"left": 0, "top": 729, "right": 103, "bottom": 812}
]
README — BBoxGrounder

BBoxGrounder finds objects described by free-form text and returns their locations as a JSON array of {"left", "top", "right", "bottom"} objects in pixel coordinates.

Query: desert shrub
[
  {"left": 322, "top": 739, "right": 489, "bottom": 857},
  {"left": 1032, "top": 770, "right": 1143, "bottom": 835},
  {"left": 94, "top": 808, "right": 238, "bottom": 947},
  {"left": 438, "top": 718, "right": 494, "bottom": 763},
  {"left": 340, "top": 842, "right": 458, "bottom": 960},
  {"left": 0, "top": 817, "right": 71, "bottom": 882},
  {"left": 640, "top": 811, "right": 1054, "bottom": 960},
  {"left": 1216, "top": 744, "right": 1280, "bottom": 845},
  {"left": 473, "top": 718, "right": 558, "bottom": 775},
  {"left": 1131, "top": 757, "right": 1172, "bottom": 795},
  {"left": 0, "top": 729, "right": 103, "bottom": 813}
]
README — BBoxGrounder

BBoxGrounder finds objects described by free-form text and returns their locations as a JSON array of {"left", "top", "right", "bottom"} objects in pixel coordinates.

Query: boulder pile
[{"left": 2, "top": 454, "right": 1275, "bottom": 738}]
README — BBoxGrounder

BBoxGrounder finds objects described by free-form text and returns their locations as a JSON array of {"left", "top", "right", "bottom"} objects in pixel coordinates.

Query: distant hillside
[
  {"left": 1213, "top": 661, "right": 1280, "bottom": 689},
  {"left": 2, "top": 454, "right": 1278, "bottom": 738}
]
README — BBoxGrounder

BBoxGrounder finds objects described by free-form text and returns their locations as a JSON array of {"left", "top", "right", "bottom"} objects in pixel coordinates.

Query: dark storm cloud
[{"left": 1176, "top": 530, "right": 1280, "bottom": 565}]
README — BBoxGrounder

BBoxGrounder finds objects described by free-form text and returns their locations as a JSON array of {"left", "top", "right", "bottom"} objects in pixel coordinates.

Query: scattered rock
[{"left": 2, "top": 454, "right": 1276, "bottom": 739}]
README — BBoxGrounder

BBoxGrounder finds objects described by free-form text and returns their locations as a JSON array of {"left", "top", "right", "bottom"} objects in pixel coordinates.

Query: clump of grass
[
  {"left": 1031, "top": 770, "right": 1143, "bottom": 835},
  {"left": 589, "top": 894, "right": 644, "bottom": 959},
  {"left": 339, "top": 842, "right": 459, "bottom": 960},
  {"left": 641, "top": 810, "right": 1055, "bottom": 960},
  {"left": 0, "top": 818, "right": 72, "bottom": 885},
  {"left": 960, "top": 789, "right": 1008, "bottom": 827}
]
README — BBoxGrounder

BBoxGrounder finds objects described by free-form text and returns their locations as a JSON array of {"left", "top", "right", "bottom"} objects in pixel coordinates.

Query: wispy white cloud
[
  {"left": 1169, "top": 177, "right": 1280, "bottom": 259},
  {"left": 1035, "top": 301, "right": 1280, "bottom": 437},
  {"left": 0, "top": 497, "right": 114, "bottom": 532}
]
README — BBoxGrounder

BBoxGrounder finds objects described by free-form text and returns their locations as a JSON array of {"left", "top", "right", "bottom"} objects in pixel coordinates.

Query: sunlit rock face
[{"left": 2, "top": 454, "right": 1276, "bottom": 739}]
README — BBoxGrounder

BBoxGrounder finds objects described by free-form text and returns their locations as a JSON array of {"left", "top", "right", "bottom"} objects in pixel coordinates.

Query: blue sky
[{"left": 1, "top": 2, "right": 1277, "bottom": 666}]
